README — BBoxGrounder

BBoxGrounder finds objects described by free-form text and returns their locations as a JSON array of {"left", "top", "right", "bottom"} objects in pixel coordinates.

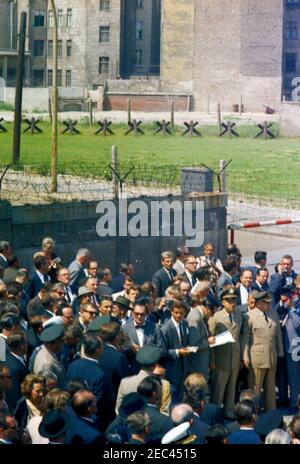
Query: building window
[
  {"left": 99, "top": 56, "right": 109, "bottom": 74},
  {"left": 57, "top": 70, "right": 62, "bottom": 86},
  {"left": 99, "top": 26, "right": 110, "bottom": 43},
  {"left": 33, "top": 40, "right": 44, "bottom": 57},
  {"left": 67, "top": 9, "right": 73, "bottom": 27},
  {"left": 48, "top": 40, "right": 53, "bottom": 57},
  {"left": 66, "top": 70, "right": 72, "bottom": 87},
  {"left": 137, "top": 0, "right": 143, "bottom": 7},
  {"left": 286, "top": 53, "right": 297, "bottom": 73},
  {"left": 58, "top": 10, "right": 63, "bottom": 27},
  {"left": 100, "top": 0, "right": 110, "bottom": 11},
  {"left": 67, "top": 40, "right": 72, "bottom": 57},
  {"left": 285, "top": 21, "right": 298, "bottom": 40},
  {"left": 136, "top": 21, "right": 143, "bottom": 40},
  {"left": 58, "top": 40, "right": 63, "bottom": 58},
  {"left": 34, "top": 10, "right": 45, "bottom": 27},
  {"left": 33, "top": 69, "right": 44, "bottom": 86},
  {"left": 49, "top": 10, "right": 53, "bottom": 28},
  {"left": 48, "top": 69, "right": 53, "bottom": 86},
  {"left": 136, "top": 49, "right": 143, "bottom": 66}
]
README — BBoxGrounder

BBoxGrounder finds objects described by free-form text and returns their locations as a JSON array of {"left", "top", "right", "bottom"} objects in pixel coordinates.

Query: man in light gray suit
[
  {"left": 68, "top": 249, "right": 91, "bottom": 289},
  {"left": 115, "top": 344, "right": 168, "bottom": 414},
  {"left": 208, "top": 286, "right": 248, "bottom": 419},
  {"left": 187, "top": 298, "right": 216, "bottom": 381},
  {"left": 33, "top": 324, "right": 66, "bottom": 389}
]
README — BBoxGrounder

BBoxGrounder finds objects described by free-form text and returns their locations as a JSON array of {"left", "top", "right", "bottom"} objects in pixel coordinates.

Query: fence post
[
  {"left": 89, "top": 99, "right": 93, "bottom": 126},
  {"left": 112, "top": 145, "right": 119, "bottom": 199},
  {"left": 127, "top": 98, "right": 131, "bottom": 124},
  {"left": 239, "top": 94, "right": 243, "bottom": 116},
  {"left": 170, "top": 100, "right": 174, "bottom": 128},
  {"left": 217, "top": 103, "right": 221, "bottom": 132},
  {"left": 220, "top": 160, "right": 227, "bottom": 193}
]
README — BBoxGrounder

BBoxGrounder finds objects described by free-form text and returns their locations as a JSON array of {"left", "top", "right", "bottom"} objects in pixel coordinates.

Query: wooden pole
[
  {"left": 239, "top": 94, "right": 243, "bottom": 116},
  {"left": 50, "top": 0, "right": 58, "bottom": 193},
  {"left": 112, "top": 145, "right": 119, "bottom": 199},
  {"left": 217, "top": 103, "right": 221, "bottom": 132},
  {"left": 89, "top": 99, "right": 93, "bottom": 126},
  {"left": 220, "top": 159, "right": 227, "bottom": 193},
  {"left": 170, "top": 100, "right": 174, "bottom": 128},
  {"left": 127, "top": 98, "right": 131, "bottom": 124},
  {"left": 12, "top": 12, "right": 27, "bottom": 164},
  {"left": 48, "top": 98, "right": 53, "bottom": 125}
]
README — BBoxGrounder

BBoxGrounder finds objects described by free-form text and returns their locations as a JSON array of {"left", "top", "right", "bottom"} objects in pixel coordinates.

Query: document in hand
[{"left": 209, "top": 330, "right": 235, "bottom": 348}]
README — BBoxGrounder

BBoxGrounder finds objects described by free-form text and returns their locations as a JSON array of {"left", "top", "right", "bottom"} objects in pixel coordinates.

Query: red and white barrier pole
[{"left": 228, "top": 218, "right": 300, "bottom": 245}]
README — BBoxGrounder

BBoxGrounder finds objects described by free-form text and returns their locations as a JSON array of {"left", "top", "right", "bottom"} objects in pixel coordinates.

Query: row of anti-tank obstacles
[{"left": 0, "top": 117, "right": 276, "bottom": 139}]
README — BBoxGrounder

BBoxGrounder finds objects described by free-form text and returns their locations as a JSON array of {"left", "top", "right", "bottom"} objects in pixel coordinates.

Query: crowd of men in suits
[{"left": 0, "top": 238, "right": 300, "bottom": 445}]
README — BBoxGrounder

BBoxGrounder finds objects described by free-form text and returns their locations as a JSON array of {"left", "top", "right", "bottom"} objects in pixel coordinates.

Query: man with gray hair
[
  {"left": 68, "top": 248, "right": 91, "bottom": 290},
  {"left": 171, "top": 403, "right": 208, "bottom": 444},
  {"left": 0, "top": 241, "right": 12, "bottom": 270}
]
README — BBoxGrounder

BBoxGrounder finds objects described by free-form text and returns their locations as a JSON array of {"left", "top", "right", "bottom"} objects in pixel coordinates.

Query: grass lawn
[{"left": 1, "top": 121, "right": 300, "bottom": 202}]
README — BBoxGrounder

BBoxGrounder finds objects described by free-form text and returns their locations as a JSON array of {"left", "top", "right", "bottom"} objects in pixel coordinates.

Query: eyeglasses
[
  {"left": 83, "top": 310, "right": 97, "bottom": 316},
  {"left": 133, "top": 312, "right": 146, "bottom": 317}
]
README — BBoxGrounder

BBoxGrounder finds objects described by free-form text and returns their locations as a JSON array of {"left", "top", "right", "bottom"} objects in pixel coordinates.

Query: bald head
[
  {"left": 171, "top": 404, "right": 194, "bottom": 425},
  {"left": 71, "top": 389, "right": 97, "bottom": 418}
]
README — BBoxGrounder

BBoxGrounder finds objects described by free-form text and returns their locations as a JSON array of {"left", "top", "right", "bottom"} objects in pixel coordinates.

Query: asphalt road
[{"left": 234, "top": 230, "right": 300, "bottom": 274}]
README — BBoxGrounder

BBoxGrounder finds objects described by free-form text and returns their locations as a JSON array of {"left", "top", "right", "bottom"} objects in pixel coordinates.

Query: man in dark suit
[
  {"left": 247, "top": 251, "right": 267, "bottom": 280},
  {"left": 137, "top": 375, "right": 172, "bottom": 443},
  {"left": 3, "top": 256, "right": 19, "bottom": 285},
  {"left": 182, "top": 255, "right": 197, "bottom": 288},
  {"left": 97, "top": 320, "right": 129, "bottom": 423},
  {"left": 159, "top": 301, "right": 191, "bottom": 400},
  {"left": 66, "top": 390, "right": 105, "bottom": 444},
  {"left": 26, "top": 284, "right": 53, "bottom": 321},
  {"left": 97, "top": 268, "right": 114, "bottom": 296},
  {"left": 57, "top": 267, "right": 77, "bottom": 304},
  {"left": 110, "top": 263, "right": 130, "bottom": 293},
  {"left": 66, "top": 333, "right": 109, "bottom": 430},
  {"left": 0, "top": 241, "right": 12, "bottom": 270},
  {"left": 123, "top": 300, "right": 163, "bottom": 374},
  {"left": 152, "top": 251, "right": 177, "bottom": 298},
  {"left": 252, "top": 268, "right": 269, "bottom": 292},
  {"left": 270, "top": 255, "right": 298, "bottom": 305},
  {"left": 26, "top": 254, "right": 51, "bottom": 300},
  {"left": 4, "top": 333, "right": 29, "bottom": 411}
]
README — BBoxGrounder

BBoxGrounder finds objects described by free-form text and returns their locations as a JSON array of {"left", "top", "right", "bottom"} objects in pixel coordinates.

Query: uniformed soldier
[
  {"left": 208, "top": 285, "right": 247, "bottom": 419},
  {"left": 243, "top": 290, "right": 284, "bottom": 412}
]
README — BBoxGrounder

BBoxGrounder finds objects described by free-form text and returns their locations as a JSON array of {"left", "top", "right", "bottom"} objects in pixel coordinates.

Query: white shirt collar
[
  {"left": 171, "top": 316, "right": 180, "bottom": 329},
  {"left": 10, "top": 352, "right": 26, "bottom": 365},
  {"left": 83, "top": 355, "right": 98, "bottom": 364},
  {"left": 36, "top": 270, "right": 46, "bottom": 282},
  {"left": 0, "top": 254, "right": 7, "bottom": 263}
]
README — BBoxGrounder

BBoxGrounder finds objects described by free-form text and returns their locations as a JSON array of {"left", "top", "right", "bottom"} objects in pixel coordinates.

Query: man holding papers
[{"left": 208, "top": 286, "right": 248, "bottom": 419}]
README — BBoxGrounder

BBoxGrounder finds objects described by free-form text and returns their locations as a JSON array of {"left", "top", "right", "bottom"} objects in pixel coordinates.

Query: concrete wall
[
  {"left": 0, "top": 192, "right": 227, "bottom": 284},
  {"left": 5, "top": 87, "right": 50, "bottom": 111},
  {"left": 280, "top": 101, "right": 300, "bottom": 136}
]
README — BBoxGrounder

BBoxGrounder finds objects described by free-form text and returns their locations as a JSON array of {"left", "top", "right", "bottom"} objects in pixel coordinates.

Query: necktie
[
  {"left": 168, "top": 271, "right": 173, "bottom": 282},
  {"left": 179, "top": 323, "right": 186, "bottom": 346},
  {"left": 229, "top": 313, "right": 233, "bottom": 324},
  {"left": 66, "top": 289, "right": 71, "bottom": 304},
  {"left": 264, "top": 313, "right": 269, "bottom": 323}
]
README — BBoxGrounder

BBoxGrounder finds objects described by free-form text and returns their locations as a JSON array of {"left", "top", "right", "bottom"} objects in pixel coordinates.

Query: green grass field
[{"left": 1, "top": 120, "right": 300, "bottom": 202}]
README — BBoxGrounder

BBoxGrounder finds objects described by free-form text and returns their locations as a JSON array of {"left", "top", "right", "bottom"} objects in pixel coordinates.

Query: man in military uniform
[
  {"left": 243, "top": 290, "right": 284, "bottom": 411},
  {"left": 208, "top": 285, "right": 248, "bottom": 419}
]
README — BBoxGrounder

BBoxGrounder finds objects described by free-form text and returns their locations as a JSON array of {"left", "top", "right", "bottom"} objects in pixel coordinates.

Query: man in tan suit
[
  {"left": 243, "top": 290, "right": 284, "bottom": 411},
  {"left": 208, "top": 286, "right": 248, "bottom": 419}
]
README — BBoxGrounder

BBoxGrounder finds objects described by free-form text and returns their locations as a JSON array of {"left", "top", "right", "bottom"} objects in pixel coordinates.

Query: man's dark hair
[
  {"left": 183, "top": 388, "right": 205, "bottom": 410},
  {"left": 222, "top": 259, "right": 237, "bottom": 274},
  {"left": 99, "top": 295, "right": 113, "bottom": 304},
  {"left": 290, "top": 416, "right": 300, "bottom": 439},
  {"left": 254, "top": 251, "right": 267, "bottom": 264},
  {"left": 67, "top": 379, "right": 89, "bottom": 398},
  {"left": 6, "top": 282, "right": 22, "bottom": 297},
  {"left": 0, "top": 313, "right": 20, "bottom": 330},
  {"left": 175, "top": 246, "right": 190, "bottom": 259},
  {"left": 234, "top": 400, "right": 256, "bottom": 425},
  {"left": 120, "top": 263, "right": 128, "bottom": 273},
  {"left": 71, "top": 391, "right": 94, "bottom": 416},
  {"left": 7, "top": 256, "right": 18, "bottom": 267},
  {"left": 99, "top": 322, "right": 120, "bottom": 343},
  {"left": 0, "top": 242, "right": 11, "bottom": 254},
  {"left": 256, "top": 267, "right": 269, "bottom": 277},
  {"left": 83, "top": 333, "right": 102, "bottom": 356},
  {"left": 205, "top": 424, "right": 228, "bottom": 444},
  {"left": 33, "top": 255, "right": 48, "bottom": 271},
  {"left": 137, "top": 376, "right": 161, "bottom": 399},
  {"left": 7, "top": 333, "right": 27, "bottom": 352},
  {"left": 195, "top": 269, "right": 210, "bottom": 281},
  {"left": 16, "top": 269, "right": 29, "bottom": 279},
  {"left": 98, "top": 269, "right": 111, "bottom": 280}
]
